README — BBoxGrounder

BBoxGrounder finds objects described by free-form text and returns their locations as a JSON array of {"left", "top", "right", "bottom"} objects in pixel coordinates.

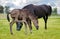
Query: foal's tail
[{"left": 7, "top": 13, "right": 10, "bottom": 22}]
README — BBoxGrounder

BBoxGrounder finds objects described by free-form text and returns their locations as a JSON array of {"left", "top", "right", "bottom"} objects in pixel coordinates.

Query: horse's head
[{"left": 16, "top": 22, "right": 23, "bottom": 31}]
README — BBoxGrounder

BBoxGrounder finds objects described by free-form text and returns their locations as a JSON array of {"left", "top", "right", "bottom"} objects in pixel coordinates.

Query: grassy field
[{"left": 0, "top": 14, "right": 60, "bottom": 39}]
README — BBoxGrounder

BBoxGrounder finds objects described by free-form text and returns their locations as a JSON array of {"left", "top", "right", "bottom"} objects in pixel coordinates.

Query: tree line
[
  {"left": 0, "top": 5, "right": 57, "bottom": 14},
  {"left": 0, "top": 5, "right": 9, "bottom": 13}
]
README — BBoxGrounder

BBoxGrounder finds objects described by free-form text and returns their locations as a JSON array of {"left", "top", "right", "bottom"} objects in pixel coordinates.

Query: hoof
[
  {"left": 11, "top": 33, "right": 13, "bottom": 35},
  {"left": 45, "top": 27, "right": 47, "bottom": 30}
]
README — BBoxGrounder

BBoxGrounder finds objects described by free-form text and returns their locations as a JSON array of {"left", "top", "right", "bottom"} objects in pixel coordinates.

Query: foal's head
[
  {"left": 26, "top": 9, "right": 39, "bottom": 30},
  {"left": 32, "top": 18, "right": 39, "bottom": 30}
]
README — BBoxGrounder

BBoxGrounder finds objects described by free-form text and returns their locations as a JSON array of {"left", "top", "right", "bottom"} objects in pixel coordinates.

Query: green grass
[{"left": 0, "top": 14, "right": 60, "bottom": 39}]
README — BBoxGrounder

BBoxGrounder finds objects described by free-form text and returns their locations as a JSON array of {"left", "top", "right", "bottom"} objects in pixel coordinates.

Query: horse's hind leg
[
  {"left": 26, "top": 19, "right": 32, "bottom": 33},
  {"left": 10, "top": 20, "right": 15, "bottom": 35},
  {"left": 43, "top": 16, "right": 48, "bottom": 29}
]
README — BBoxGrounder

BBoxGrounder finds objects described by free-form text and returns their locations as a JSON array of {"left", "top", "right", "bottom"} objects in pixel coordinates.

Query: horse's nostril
[{"left": 16, "top": 26, "right": 21, "bottom": 31}]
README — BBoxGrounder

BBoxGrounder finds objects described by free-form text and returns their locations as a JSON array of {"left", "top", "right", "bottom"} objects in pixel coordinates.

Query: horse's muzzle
[{"left": 16, "top": 22, "right": 23, "bottom": 31}]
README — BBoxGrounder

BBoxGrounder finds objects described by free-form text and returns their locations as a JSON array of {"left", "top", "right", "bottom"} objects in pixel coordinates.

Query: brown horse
[
  {"left": 7, "top": 9, "right": 39, "bottom": 34},
  {"left": 23, "top": 4, "right": 52, "bottom": 29}
]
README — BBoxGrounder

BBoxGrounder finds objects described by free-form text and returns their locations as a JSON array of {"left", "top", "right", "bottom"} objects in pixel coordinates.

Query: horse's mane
[{"left": 23, "top": 4, "right": 33, "bottom": 9}]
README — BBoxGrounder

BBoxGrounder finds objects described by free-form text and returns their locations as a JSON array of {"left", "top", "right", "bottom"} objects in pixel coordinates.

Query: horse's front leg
[{"left": 10, "top": 20, "right": 15, "bottom": 35}]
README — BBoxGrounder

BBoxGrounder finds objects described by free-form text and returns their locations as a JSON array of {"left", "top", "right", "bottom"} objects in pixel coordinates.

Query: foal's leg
[
  {"left": 20, "top": 18, "right": 28, "bottom": 34},
  {"left": 10, "top": 20, "right": 15, "bottom": 35},
  {"left": 43, "top": 16, "right": 48, "bottom": 29},
  {"left": 32, "top": 19, "right": 39, "bottom": 30},
  {"left": 26, "top": 19, "right": 32, "bottom": 33},
  {"left": 22, "top": 17, "right": 27, "bottom": 34},
  {"left": 24, "top": 21, "right": 27, "bottom": 34},
  {"left": 29, "top": 16, "right": 39, "bottom": 30}
]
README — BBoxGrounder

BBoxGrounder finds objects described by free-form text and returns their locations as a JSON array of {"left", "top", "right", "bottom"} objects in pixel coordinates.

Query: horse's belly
[
  {"left": 35, "top": 12, "right": 45, "bottom": 18},
  {"left": 37, "top": 15, "right": 43, "bottom": 18}
]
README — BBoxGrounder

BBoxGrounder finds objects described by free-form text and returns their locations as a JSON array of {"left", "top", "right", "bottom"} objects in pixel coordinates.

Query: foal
[{"left": 7, "top": 9, "right": 39, "bottom": 34}]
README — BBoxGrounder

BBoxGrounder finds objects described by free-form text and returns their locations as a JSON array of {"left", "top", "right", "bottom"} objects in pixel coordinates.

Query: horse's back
[
  {"left": 33, "top": 5, "right": 51, "bottom": 17},
  {"left": 39, "top": 5, "right": 52, "bottom": 16},
  {"left": 23, "top": 4, "right": 52, "bottom": 18}
]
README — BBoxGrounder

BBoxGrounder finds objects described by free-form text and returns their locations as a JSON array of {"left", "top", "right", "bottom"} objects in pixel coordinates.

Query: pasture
[{"left": 0, "top": 14, "right": 60, "bottom": 39}]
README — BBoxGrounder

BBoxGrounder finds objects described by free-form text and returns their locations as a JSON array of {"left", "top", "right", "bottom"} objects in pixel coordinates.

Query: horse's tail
[
  {"left": 7, "top": 13, "right": 10, "bottom": 22},
  {"left": 48, "top": 5, "right": 52, "bottom": 16}
]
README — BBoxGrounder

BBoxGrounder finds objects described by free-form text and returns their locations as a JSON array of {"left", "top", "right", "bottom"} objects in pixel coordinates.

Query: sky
[{"left": 0, "top": 0, "right": 60, "bottom": 10}]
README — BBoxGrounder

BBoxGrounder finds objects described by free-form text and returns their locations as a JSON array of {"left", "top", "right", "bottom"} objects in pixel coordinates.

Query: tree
[
  {"left": 0, "top": 5, "right": 4, "bottom": 13},
  {"left": 5, "top": 6, "right": 10, "bottom": 13},
  {"left": 52, "top": 8, "right": 57, "bottom": 15}
]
